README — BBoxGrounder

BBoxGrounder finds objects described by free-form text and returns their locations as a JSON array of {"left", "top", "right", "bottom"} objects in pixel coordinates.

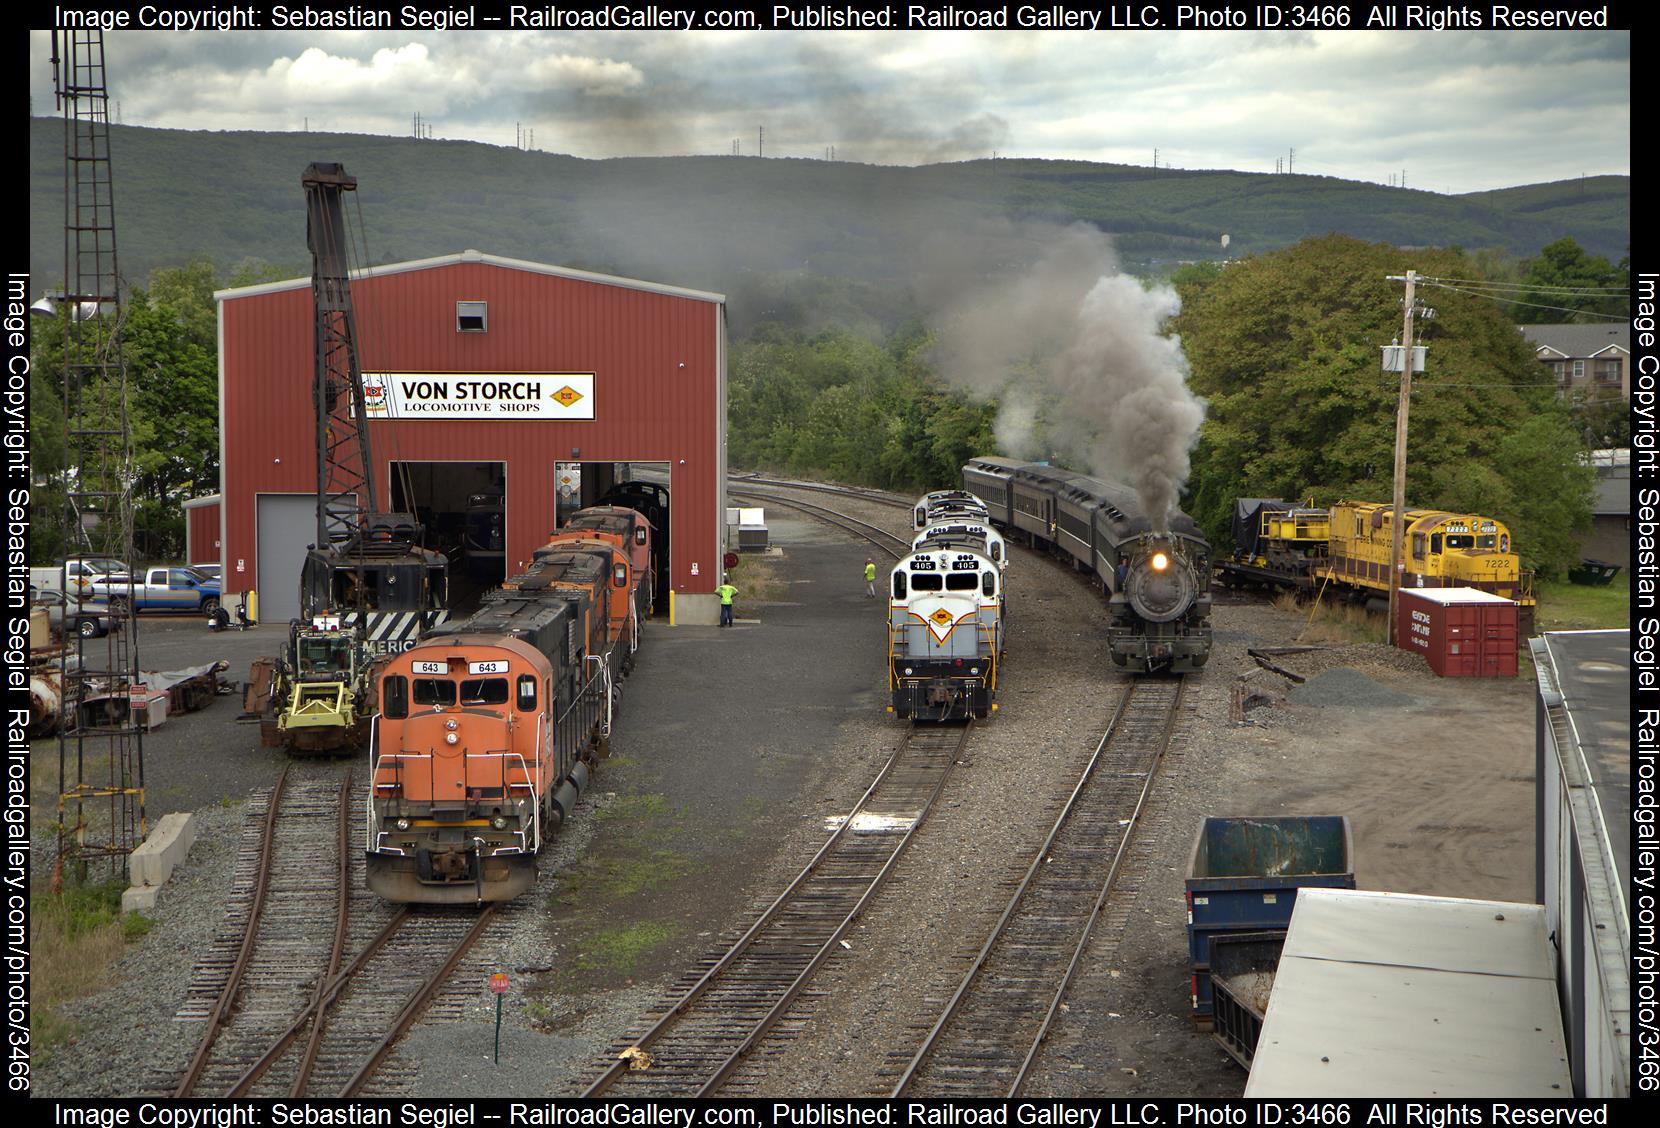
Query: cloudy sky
[{"left": 28, "top": 27, "right": 1628, "bottom": 194}]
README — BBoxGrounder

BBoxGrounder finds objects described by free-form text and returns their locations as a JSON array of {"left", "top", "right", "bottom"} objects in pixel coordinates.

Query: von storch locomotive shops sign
[{"left": 361, "top": 372, "right": 596, "bottom": 419}]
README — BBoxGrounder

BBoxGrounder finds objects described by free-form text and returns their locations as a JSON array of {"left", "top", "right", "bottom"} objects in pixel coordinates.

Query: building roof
[
  {"left": 1531, "top": 630, "right": 1629, "bottom": 889},
  {"left": 1517, "top": 323, "right": 1630, "bottom": 359},
  {"left": 214, "top": 248, "right": 726, "bottom": 306},
  {"left": 1245, "top": 888, "right": 1571, "bottom": 1097}
]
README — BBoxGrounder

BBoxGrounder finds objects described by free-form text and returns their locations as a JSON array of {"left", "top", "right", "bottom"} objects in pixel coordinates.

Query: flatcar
[
  {"left": 364, "top": 513, "right": 638, "bottom": 904},
  {"left": 889, "top": 543, "right": 1002, "bottom": 721},
  {"left": 965, "top": 459, "right": 1212, "bottom": 673}
]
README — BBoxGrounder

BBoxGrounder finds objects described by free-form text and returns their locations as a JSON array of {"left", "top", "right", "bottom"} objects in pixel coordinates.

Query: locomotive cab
[{"left": 367, "top": 635, "right": 562, "bottom": 904}]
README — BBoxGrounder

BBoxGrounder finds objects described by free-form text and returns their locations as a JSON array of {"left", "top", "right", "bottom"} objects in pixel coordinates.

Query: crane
[{"left": 250, "top": 162, "right": 448, "bottom": 755}]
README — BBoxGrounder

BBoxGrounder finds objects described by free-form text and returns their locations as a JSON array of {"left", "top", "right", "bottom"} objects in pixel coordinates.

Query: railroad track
[
  {"left": 889, "top": 676, "right": 1186, "bottom": 1097},
  {"left": 166, "top": 772, "right": 499, "bottom": 1097},
  {"left": 729, "top": 487, "right": 912, "bottom": 560},
  {"left": 578, "top": 722, "right": 973, "bottom": 1097},
  {"left": 730, "top": 473, "right": 912, "bottom": 512}
]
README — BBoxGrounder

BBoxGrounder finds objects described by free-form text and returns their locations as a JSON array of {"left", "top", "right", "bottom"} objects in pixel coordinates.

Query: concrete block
[
  {"left": 128, "top": 812, "right": 197, "bottom": 888},
  {"left": 121, "top": 884, "right": 159, "bottom": 913}
]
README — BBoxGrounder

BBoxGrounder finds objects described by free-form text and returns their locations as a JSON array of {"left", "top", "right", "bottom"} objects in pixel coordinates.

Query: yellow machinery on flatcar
[{"left": 1320, "top": 500, "right": 1535, "bottom": 633}]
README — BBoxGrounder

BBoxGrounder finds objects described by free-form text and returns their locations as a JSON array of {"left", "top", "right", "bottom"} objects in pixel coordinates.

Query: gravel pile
[{"left": 1288, "top": 666, "right": 1416, "bottom": 708}]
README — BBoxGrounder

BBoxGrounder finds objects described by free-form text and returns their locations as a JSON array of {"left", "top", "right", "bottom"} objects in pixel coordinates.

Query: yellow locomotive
[{"left": 1224, "top": 498, "right": 1536, "bottom": 635}]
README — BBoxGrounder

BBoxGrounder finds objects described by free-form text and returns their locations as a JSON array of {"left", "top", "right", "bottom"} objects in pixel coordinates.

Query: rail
[
  {"left": 581, "top": 723, "right": 972, "bottom": 1097},
  {"left": 892, "top": 677, "right": 1186, "bottom": 1096}
]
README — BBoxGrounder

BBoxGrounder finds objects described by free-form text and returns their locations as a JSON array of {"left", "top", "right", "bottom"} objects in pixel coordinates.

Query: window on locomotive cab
[
  {"left": 1446, "top": 535, "right": 1474, "bottom": 550},
  {"left": 945, "top": 573, "right": 978, "bottom": 591},
  {"left": 517, "top": 675, "right": 538, "bottom": 712},
  {"left": 1476, "top": 535, "right": 1495, "bottom": 549},
  {"left": 460, "top": 678, "right": 510, "bottom": 705},
  {"left": 1412, "top": 533, "right": 1425, "bottom": 559},
  {"left": 412, "top": 678, "right": 457, "bottom": 706},
  {"left": 982, "top": 572, "right": 996, "bottom": 597},
  {"left": 383, "top": 675, "right": 408, "bottom": 719},
  {"left": 910, "top": 573, "right": 943, "bottom": 592},
  {"left": 892, "top": 573, "right": 907, "bottom": 600},
  {"left": 1430, "top": 534, "right": 1443, "bottom": 555}
]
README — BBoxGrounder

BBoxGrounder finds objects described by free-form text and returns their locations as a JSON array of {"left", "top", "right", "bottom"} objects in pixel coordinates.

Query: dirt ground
[{"left": 1028, "top": 587, "right": 1541, "bottom": 1097}]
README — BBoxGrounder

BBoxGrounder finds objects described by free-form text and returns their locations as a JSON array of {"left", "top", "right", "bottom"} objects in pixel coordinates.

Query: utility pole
[{"left": 1385, "top": 269, "right": 1418, "bottom": 645}]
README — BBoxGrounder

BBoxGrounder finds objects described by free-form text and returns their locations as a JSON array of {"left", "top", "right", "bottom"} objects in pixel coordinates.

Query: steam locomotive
[{"left": 962, "top": 457, "right": 1211, "bottom": 672}]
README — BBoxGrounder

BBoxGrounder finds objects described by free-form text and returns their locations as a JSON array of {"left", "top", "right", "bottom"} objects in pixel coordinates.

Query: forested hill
[{"left": 28, "top": 117, "right": 1627, "bottom": 325}]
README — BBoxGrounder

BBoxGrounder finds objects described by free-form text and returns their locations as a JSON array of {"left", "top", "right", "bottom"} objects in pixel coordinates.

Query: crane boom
[{"left": 303, "top": 161, "right": 378, "bottom": 548}]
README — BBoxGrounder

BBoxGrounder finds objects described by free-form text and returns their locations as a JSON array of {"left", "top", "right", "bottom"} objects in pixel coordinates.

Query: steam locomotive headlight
[
  {"left": 491, "top": 816, "right": 507, "bottom": 830},
  {"left": 903, "top": 667, "right": 913, "bottom": 676},
  {"left": 445, "top": 732, "right": 459, "bottom": 745},
  {"left": 445, "top": 719, "right": 458, "bottom": 731},
  {"left": 396, "top": 818, "right": 410, "bottom": 831},
  {"left": 1152, "top": 553, "right": 1170, "bottom": 572}
]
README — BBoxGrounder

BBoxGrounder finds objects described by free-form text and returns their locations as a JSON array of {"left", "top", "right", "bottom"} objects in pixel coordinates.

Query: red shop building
[{"left": 214, "top": 250, "right": 728, "bottom": 624}]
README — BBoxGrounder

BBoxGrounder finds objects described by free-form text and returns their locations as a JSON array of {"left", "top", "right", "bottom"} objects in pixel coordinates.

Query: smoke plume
[{"left": 925, "top": 223, "right": 1206, "bottom": 531}]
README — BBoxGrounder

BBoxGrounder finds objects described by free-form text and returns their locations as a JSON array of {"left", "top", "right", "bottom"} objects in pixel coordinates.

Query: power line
[
  {"left": 1418, "top": 275, "right": 1627, "bottom": 295},
  {"left": 1420, "top": 279, "right": 1627, "bottom": 320}
]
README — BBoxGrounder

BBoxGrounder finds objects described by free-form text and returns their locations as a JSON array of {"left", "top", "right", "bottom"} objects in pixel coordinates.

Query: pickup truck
[
  {"left": 88, "top": 566, "right": 221, "bottom": 616},
  {"left": 30, "top": 559, "right": 129, "bottom": 597}
]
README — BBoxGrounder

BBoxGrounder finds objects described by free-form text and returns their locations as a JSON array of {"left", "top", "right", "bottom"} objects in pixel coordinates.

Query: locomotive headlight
[
  {"left": 491, "top": 816, "right": 507, "bottom": 830},
  {"left": 1151, "top": 552, "right": 1170, "bottom": 572},
  {"left": 970, "top": 666, "right": 980, "bottom": 675},
  {"left": 396, "top": 818, "right": 410, "bottom": 831},
  {"left": 903, "top": 667, "right": 913, "bottom": 676},
  {"left": 445, "top": 732, "right": 459, "bottom": 745},
  {"left": 445, "top": 719, "right": 458, "bottom": 731}
]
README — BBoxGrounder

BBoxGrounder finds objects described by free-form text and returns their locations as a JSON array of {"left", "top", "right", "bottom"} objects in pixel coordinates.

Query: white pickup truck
[
  {"left": 87, "top": 566, "right": 222, "bottom": 616},
  {"left": 30, "top": 558, "right": 129, "bottom": 597}
]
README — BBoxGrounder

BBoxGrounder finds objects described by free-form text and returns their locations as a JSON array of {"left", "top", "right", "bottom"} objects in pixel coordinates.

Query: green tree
[
  {"left": 30, "top": 260, "right": 223, "bottom": 562},
  {"left": 1174, "top": 234, "right": 1591, "bottom": 577},
  {"left": 1516, "top": 237, "right": 1627, "bottom": 323}
]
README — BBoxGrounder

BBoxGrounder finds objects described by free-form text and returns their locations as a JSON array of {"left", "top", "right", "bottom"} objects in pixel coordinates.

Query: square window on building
[{"left": 457, "top": 301, "right": 487, "bottom": 332}]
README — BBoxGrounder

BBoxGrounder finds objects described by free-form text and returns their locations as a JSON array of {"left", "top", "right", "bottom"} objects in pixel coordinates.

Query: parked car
[
  {"left": 31, "top": 587, "right": 116, "bottom": 639},
  {"left": 86, "top": 566, "right": 221, "bottom": 616},
  {"left": 30, "top": 558, "right": 129, "bottom": 597}
]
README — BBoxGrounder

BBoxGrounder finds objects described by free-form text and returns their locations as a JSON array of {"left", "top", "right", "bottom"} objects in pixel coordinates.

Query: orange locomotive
[{"left": 365, "top": 512, "right": 648, "bottom": 904}]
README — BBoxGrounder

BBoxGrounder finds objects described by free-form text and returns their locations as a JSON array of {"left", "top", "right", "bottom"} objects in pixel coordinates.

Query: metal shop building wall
[
  {"left": 183, "top": 494, "right": 221, "bottom": 567},
  {"left": 1530, "top": 629, "right": 1630, "bottom": 1098},
  {"left": 216, "top": 251, "right": 727, "bottom": 623}
]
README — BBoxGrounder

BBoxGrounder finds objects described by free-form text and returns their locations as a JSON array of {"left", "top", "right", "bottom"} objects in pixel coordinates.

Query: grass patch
[
  {"left": 725, "top": 553, "right": 788, "bottom": 603},
  {"left": 555, "top": 849, "right": 693, "bottom": 902},
  {"left": 1273, "top": 591, "right": 1387, "bottom": 645},
  {"left": 596, "top": 792, "right": 673, "bottom": 822},
  {"left": 1535, "top": 573, "right": 1630, "bottom": 632},
  {"left": 30, "top": 879, "right": 149, "bottom": 1063},
  {"left": 575, "top": 920, "right": 677, "bottom": 972}
]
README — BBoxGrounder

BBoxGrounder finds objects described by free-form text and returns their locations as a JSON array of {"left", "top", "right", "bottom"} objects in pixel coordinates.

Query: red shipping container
[{"left": 1396, "top": 587, "right": 1519, "bottom": 677}]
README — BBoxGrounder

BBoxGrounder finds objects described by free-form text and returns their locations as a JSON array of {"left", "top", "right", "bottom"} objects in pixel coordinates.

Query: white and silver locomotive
[{"left": 888, "top": 540, "right": 1001, "bottom": 722}]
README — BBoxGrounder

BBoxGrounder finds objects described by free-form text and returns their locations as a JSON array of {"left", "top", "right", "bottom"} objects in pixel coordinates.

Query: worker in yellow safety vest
[
  {"left": 864, "top": 559, "right": 877, "bottom": 598},
  {"left": 716, "top": 577, "right": 737, "bottom": 627}
]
